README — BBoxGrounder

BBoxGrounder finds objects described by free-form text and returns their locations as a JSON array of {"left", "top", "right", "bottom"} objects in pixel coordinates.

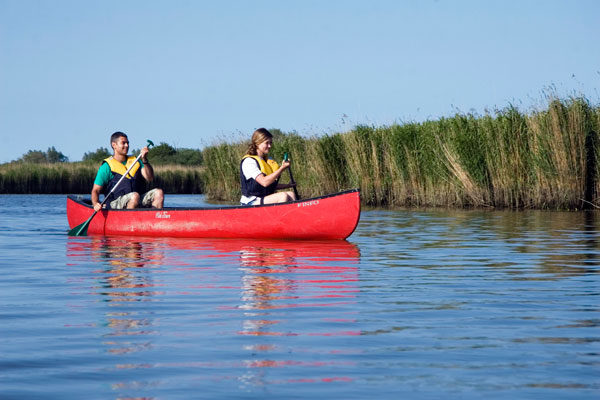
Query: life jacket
[
  {"left": 240, "top": 155, "right": 280, "bottom": 198},
  {"left": 102, "top": 156, "right": 142, "bottom": 205}
]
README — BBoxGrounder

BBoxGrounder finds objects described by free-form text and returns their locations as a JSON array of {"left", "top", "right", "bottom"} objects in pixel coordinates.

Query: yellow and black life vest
[
  {"left": 240, "top": 155, "right": 280, "bottom": 198},
  {"left": 103, "top": 156, "right": 142, "bottom": 203}
]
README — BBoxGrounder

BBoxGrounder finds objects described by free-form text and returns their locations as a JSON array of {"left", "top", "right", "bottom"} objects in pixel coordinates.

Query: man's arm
[
  {"left": 139, "top": 146, "right": 154, "bottom": 182},
  {"left": 91, "top": 184, "right": 103, "bottom": 211}
]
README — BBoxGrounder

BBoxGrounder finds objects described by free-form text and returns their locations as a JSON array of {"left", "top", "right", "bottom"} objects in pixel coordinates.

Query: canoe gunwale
[{"left": 67, "top": 189, "right": 360, "bottom": 212}]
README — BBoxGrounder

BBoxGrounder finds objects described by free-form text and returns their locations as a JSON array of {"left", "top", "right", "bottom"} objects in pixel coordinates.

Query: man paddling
[{"left": 91, "top": 131, "right": 164, "bottom": 211}]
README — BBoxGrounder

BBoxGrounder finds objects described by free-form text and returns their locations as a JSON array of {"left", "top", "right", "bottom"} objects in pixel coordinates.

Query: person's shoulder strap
[{"left": 241, "top": 155, "right": 261, "bottom": 168}]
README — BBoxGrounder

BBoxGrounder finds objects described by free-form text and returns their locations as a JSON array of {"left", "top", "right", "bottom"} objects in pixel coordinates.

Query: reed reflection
[
  {"left": 492, "top": 210, "right": 600, "bottom": 277},
  {"left": 583, "top": 211, "right": 599, "bottom": 264},
  {"left": 364, "top": 209, "right": 600, "bottom": 278}
]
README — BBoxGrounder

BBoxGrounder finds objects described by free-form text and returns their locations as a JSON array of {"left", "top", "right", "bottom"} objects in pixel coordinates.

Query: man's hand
[{"left": 140, "top": 146, "right": 149, "bottom": 162}]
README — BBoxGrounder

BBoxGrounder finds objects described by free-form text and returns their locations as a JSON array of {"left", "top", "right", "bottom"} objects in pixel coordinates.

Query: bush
[{"left": 82, "top": 147, "right": 111, "bottom": 163}]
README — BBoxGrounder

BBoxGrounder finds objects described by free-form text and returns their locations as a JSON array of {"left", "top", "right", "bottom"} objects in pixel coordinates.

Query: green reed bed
[
  {"left": 149, "top": 165, "right": 205, "bottom": 194},
  {"left": 0, "top": 163, "right": 205, "bottom": 194},
  {"left": 0, "top": 163, "right": 96, "bottom": 194},
  {"left": 203, "top": 96, "right": 600, "bottom": 209}
]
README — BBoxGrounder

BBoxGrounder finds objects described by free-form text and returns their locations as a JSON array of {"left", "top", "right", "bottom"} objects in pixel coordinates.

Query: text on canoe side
[
  {"left": 155, "top": 211, "right": 171, "bottom": 219},
  {"left": 297, "top": 200, "right": 319, "bottom": 207}
]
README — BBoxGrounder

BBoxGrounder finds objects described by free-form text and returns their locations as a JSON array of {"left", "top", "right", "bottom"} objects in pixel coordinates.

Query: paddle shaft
[{"left": 284, "top": 153, "right": 300, "bottom": 200}]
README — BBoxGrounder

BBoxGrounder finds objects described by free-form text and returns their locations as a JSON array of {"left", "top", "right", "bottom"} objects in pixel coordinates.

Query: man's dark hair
[{"left": 110, "top": 131, "right": 128, "bottom": 144}]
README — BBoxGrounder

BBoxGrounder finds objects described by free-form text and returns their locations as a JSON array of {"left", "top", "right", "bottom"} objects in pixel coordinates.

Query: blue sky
[{"left": 1, "top": 0, "right": 599, "bottom": 163}]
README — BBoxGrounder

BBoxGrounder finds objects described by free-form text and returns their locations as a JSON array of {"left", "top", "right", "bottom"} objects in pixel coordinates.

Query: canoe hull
[{"left": 66, "top": 190, "right": 360, "bottom": 240}]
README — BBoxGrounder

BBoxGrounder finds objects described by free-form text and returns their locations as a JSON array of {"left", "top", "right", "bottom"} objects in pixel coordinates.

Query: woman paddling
[{"left": 240, "top": 128, "right": 297, "bottom": 205}]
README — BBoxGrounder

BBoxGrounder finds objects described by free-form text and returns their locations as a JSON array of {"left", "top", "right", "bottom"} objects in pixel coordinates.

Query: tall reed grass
[
  {"left": 0, "top": 162, "right": 204, "bottom": 194},
  {"left": 203, "top": 96, "right": 600, "bottom": 209}
]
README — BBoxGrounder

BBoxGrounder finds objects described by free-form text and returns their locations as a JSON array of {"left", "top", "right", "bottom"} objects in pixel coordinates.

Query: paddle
[
  {"left": 284, "top": 152, "right": 300, "bottom": 200},
  {"left": 68, "top": 139, "right": 155, "bottom": 236}
]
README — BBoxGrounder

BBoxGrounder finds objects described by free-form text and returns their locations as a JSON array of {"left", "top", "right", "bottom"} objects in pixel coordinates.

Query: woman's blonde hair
[{"left": 246, "top": 128, "right": 273, "bottom": 156}]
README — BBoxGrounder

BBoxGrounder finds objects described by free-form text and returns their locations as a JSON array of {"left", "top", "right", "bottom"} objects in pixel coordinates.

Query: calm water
[{"left": 0, "top": 194, "right": 598, "bottom": 399}]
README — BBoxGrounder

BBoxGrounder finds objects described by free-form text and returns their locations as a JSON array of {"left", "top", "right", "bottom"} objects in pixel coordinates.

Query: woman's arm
[{"left": 254, "top": 160, "right": 290, "bottom": 187}]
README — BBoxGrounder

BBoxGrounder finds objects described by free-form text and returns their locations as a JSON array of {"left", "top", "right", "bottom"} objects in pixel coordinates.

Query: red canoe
[{"left": 66, "top": 189, "right": 361, "bottom": 240}]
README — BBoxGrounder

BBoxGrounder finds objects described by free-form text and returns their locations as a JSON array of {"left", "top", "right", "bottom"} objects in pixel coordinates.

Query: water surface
[{"left": 0, "top": 195, "right": 598, "bottom": 399}]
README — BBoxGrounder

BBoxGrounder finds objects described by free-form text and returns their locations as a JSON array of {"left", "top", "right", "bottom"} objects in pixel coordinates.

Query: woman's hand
[{"left": 255, "top": 160, "right": 290, "bottom": 187}]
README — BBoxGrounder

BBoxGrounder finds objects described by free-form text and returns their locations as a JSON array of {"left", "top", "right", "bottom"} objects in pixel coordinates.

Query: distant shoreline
[{"left": 0, "top": 163, "right": 205, "bottom": 195}]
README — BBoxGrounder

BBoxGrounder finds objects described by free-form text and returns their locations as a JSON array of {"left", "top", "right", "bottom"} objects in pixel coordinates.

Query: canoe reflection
[
  {"left": 167, "top": 238, "right": 361, "bottom": 332},
  {"left": 66, "top": 237, "right": 168, "bottom": 356},
  {"left": 223, "top": 240, "right": 361, "bottom": 339},
  {"left": 66, "top": 237, "right": 361, "bottom": 381},
  {"left": 67, "top": 236, "right": 164, "bottom": 300}
]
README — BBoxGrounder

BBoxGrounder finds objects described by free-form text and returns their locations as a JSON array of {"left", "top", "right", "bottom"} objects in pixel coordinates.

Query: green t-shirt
[{"left": 93, "top": 159, "right": 144, "bottom": 187}]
